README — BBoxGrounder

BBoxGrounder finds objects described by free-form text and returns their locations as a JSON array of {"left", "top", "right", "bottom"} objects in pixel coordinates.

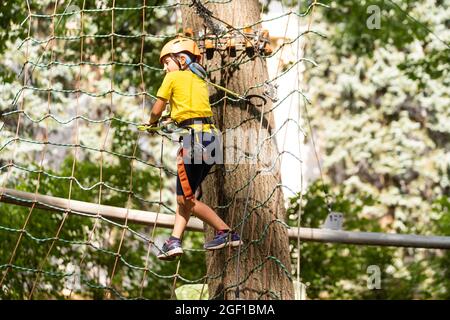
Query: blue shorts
[{"left": 176, "top": 130, "right": 222, "bottom": 197}]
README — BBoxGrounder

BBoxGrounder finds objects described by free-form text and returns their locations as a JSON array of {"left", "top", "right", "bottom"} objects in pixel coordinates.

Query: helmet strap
[
  {"left": 169, "top": 53, "right": 183, "bottom": 70},
  {"left": 177, "top": 53, "right": 207, "bottom": 79},
  {"left": 178, "top": 53, "right": 196, "bottom": 71}
]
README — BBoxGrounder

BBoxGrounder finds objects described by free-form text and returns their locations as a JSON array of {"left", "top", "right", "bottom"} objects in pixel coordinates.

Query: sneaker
[
  {"left": 157, "top": 238, "right": 183, "bottom": 260},
  {"left": 204, "top": 231, "right": 243, "bottom": 250}
]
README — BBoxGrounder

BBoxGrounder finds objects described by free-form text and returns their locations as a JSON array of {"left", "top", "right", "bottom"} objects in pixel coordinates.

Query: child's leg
[
  {"left": 172, "top": 195, "right": 195, "bottom": 239},
  {"left": 191, "top": 199, "right": 230, "bottom": 231},
  {"left": 195, "top": 199, "right": 243, "bottom": 250}
]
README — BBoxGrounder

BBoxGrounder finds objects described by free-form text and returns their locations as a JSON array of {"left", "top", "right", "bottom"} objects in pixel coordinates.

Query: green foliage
[
  {"left": 266, "top": 0, "right": 449, "bottom": 84},
  {"left": 305, "top": 0, "right": 449, "bottom": 232},
  {"left": 0, "top": 1, "right": 27, "bottom": 80},
  {"left": 288, "top": 182, "right": 396, "bottom": 299},
  {"left": 0, "top": 1, "right": 26, "bottom": 53},
  {"left": 0, "top": 119, "right": 149, "bottom": 298},
  {"left": 55, "top": 0, "right": 169, "bottom": 91},
  {"left": 0, "top": 0, "right": 211, "bottom": 300},
  {"left": 0, "top": 0, "right": 171, "bottom": 104},
  {"left": 324, "top": 0, "right": 449, "bottom": 83},
  {"left": 0, "top": 117, "right": 206, "bottom": 299},
  {"left": 287, "top": 182, "right": 450, "bottom": 299},
  {"left": 175, "top": 284, "right": 209, "bottom": 300},
  {"left": 291, "top": 0, "right": 449, "bottom": 300},
  {"left": 399, "top": 49, "right": 450, "bottom": 89},
  {"left": 429, "top": 196, "right": 450, "bottom": 298},
  {"left": 321, "top": 0, "right": 430, "bottom": 56},
  {"left": 1, "top": 0, "right": 447, "bottom": 301}
]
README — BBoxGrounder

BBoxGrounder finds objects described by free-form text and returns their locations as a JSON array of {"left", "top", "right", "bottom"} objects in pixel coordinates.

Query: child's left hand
[
  {"left": 146, "top": 122, "right": 159, "bottom": 134},
  {"left": 137, "top": 123, "right": 159, "bottom": 134}
]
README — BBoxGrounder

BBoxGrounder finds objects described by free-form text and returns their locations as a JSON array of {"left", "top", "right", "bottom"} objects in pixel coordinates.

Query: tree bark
[{"left": 181, "top": 0, "right": 294, "bottom": 300}]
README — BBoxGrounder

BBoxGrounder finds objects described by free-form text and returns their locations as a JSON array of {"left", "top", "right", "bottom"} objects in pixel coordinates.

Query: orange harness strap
[{"left": 177, "top": 147, "right": 195, "bottom": 200}]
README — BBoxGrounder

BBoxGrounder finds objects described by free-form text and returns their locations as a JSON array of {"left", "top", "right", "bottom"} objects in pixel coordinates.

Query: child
[{"left": 148, "top": 37, "right": 242, "bottom": 260}]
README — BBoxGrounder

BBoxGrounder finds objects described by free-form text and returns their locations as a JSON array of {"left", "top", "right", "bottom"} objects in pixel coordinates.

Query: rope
[
  {"left": 0, "top": 0, "right": 34, "bottom": 288},
  {"left": 0, "top": 0, "right": 323, "bottom": 300}
]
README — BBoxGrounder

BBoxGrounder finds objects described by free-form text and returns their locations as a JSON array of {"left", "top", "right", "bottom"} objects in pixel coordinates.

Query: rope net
[{"left": 0, "top": 0, "right": 321, "bottom": 299}]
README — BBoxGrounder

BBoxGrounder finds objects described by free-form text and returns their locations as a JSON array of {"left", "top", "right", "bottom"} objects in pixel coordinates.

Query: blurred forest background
[{"left": 0, "top": 0, "right": 449, "bottom": 299}]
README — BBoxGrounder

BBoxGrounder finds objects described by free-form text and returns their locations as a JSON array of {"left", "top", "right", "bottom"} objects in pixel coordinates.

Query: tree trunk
[{"left": 181, "top": 0, "right": 294, "bottom": 300}]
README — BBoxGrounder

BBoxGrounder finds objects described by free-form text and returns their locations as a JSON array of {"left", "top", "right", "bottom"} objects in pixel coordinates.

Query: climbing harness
[
  {"left": 176, "top": 146, "right": 195, "bottom": 200},
  {"left": 138, "top": 117, "right": 211, "bottom": 201},
  {"left": 177, "top": 117, "right": 212, "bottom": 164}
]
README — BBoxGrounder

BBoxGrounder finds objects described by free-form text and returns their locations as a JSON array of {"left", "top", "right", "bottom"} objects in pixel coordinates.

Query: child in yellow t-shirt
[{"left": 148, "top": 37, "right": 242, "bottom": 260}]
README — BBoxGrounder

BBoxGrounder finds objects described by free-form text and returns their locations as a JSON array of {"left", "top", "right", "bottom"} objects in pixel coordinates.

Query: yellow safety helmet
[{"left": 159, "top": 37, "right": 201, "bottom": 64}]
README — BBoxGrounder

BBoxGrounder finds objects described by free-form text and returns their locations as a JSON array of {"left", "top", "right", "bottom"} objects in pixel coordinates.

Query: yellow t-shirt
[{"left": 156, "top": 70, "right": 214, "bottom": 132}]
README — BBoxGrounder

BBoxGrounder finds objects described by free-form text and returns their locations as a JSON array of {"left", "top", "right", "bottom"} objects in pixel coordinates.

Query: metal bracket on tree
[{"left": 200, "top": 27, "right": 273, "bottom": 60}]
